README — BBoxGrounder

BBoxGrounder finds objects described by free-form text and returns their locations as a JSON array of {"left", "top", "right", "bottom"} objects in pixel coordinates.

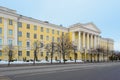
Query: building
[{"left": 0, "top": 6, "right": 114, "bottom": 62}]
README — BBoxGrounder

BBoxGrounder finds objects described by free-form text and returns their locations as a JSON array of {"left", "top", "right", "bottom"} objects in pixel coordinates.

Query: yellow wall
[{"left": 0, "top": 16, "right": 114, "bottom": 61}]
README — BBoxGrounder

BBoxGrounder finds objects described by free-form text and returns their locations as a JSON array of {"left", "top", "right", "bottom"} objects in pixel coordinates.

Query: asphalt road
[{"left": 0, "top": 62, "right": 120, "bottom": 80}]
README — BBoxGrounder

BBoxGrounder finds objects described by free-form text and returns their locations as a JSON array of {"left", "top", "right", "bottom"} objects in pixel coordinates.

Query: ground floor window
[
  {"left": 41, "top": 52, "right": 43, "bottom": 57},
  {"left": 26, "top": 51, "right": 30, "bottom": 56},
  {"left": 46, "top": 52, "right": 49, "bottom": 56},
  {"left": 18, "top": 51, "right": 22, "bottom": 56}
]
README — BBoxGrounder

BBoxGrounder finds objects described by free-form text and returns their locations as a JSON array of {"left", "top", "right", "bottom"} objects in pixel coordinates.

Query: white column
[
  {"left": 4, "top": 18, "right": 8, "bottom": 45},
  {"left": 83, "top": 32, "right": 86, "bottom": 61},
  {"left": 72, "top": 32, "right": 75, "bottom": 42},
  {"left": 87, "top": 33, "right": 90, "bottom": 49},
  {"left": 90, "top": 34, "right": 93, "bottom": 48},
  {"left": 14, "top": 21, "right": 18, "bottom": 46},
  {"left": 94, "top": 35, "right": 96, "bottom": 49},
  {"left": 98, "top": 36, "right": 100, "bottom": 48},
  {"left": 78, "top": 31, "right": 81, "bottom": 50},
  {"left": 96, "top": 36, "right": 100, "bottom": 48},
  {"left": 83, "top": 32, "right": 85, "bottom": 48}
]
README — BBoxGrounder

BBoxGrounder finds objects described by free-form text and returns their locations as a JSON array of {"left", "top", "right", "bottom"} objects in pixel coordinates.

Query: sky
[{"left": 0, "top": 0, "right": 120, "bottom": 51}]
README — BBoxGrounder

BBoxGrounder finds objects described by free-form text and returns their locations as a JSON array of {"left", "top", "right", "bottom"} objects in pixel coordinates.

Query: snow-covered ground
[{"left": 0, "top": 60, "right": 83, "bottom": 64}]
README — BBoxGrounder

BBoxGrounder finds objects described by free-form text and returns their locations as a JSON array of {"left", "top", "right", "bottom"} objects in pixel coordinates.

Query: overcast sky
[{"left": 0, "top": 0, "right": 120, "bottom": 51}]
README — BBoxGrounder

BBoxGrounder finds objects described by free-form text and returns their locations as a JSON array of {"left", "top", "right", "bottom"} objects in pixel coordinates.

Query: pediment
[{"left": 81, "top": 23, "right": 101, "bottom": 33}]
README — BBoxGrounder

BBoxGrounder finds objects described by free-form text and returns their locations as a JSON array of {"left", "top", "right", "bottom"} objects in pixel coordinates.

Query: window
[
  {"left": 40, "top": 35, "right": 43, "bottom": 40},
  {"left": 9, "top": 30, "right": 13, "bottom": 35},
  {"left": 27, "top": 33, "right": 30, "bottom": 38},
  {"left": 18, "top": 22, "right": 22, "bottom": 27},
  {"left": 40, "top": 52, "right": 43, "bottom": 56},
  {"left": 57, "top": 37, "right": 60, "bottom": 42},
  {"left": 41, "top": 27, "right": 44, "bottom": 32},
  {"left": 0, "top": 39, "right": 2, "bottom": 45},
  {"left": 18, "top": 41, "right": 22, "bottom": 46},
  {"left": 34, "top": 25, "right": 37, "bottom": 30},
  {"left": 57, "top": 31, "right": 59, "bottom": 35},
  {"left": 0, "top": 28, "right": 2, "bottom": 34},
  {"left": 0, "top": 52, "right": 2, "bottom": 56},
  {"left": 27, "top": 24, "right": 30, "bottom": 29},
  {"left": 8, "top": 40, "right": 13, "bottom": 45},
  {"left": 46, "top": 52, "right": 49, "bottom": 56},
  {"left": 46, "top": 36, "right": 49, "bottom": 41},
  {"left": 9, "top": 19, "right": 13, "bottom": 25},
  {"left": 0, "top": 17, "right": 2, "bottom": 23},
  {"left": 52, "top": 37, "right": 54, "bottom": 42},
  {"left": 18, "top": 51, "right": 22, "bottom": 56},
  {"left": 26, "top": 42, "right": 30, "bottom": 47},
  {"left": 40, "top": 43, "right": 44, "bottom": 48},
  {"left": 26, "top": 51, "right": 30, "bottom": 56},
  {"left": 52, "top": 29, "right": 54, "bottom": 34},
  {"left": 18, "top": 31, "right": 22, "bottom": 37},
  {"left": 62, "top": 32, "right": 64, "bottom": 35},
  {"left": 46, "top": 28, "right": 49, "bottom": 33},
  {"left": 34, "top": 34, "right": 37, "bottom": 39}
]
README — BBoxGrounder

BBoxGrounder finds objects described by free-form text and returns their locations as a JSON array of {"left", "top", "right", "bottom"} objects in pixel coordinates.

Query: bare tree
[
  {"left": 3, "top": 44, "right": 17, "bottom": 66},
  {"left": 31, "top": 40, "right": 43, "bottom": 65},
  {"left": 96, "top": 47, "right": 104, "bottom": 62},
  {"left": 71, "top": 43, "right": 78, "bottom": 63},
  {"left": 57, "top": 33, "right": 72, "bottom": 64},
  {"left": 45, "top": 42, "right": 57, "bottom": 64}
]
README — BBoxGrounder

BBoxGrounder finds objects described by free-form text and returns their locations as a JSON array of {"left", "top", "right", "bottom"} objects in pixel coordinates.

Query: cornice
[{"left": 0, "top": 6, "right": 68, "bottom": 32}]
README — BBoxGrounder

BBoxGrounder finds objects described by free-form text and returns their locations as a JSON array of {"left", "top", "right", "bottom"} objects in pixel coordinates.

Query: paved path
[{"left": 0, "top": 62, "right": 120, "bottom": 80}]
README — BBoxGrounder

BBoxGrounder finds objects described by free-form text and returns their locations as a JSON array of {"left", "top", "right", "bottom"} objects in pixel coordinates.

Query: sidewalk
[{"left": 0, "top": 61, "right": 119, "bottom": 68}]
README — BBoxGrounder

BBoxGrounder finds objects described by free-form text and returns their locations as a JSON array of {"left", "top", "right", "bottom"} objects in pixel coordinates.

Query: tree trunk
[
  {"left": 91, "top": 54, "right": 92, "bottom": 62},
  {"left": 63, "top": 53, "right": 65, "bottom": 64},
  {"left": 51, "top": 56, "right": 53, "bottom": 64},
  {"left": 97, "top": 53, "right": 99, "bottom": 62},
  {"left": 33, "top": 51, "right": 36, "bottom": 65}
]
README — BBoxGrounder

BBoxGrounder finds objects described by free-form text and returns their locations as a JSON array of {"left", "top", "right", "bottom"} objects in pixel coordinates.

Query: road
[{"left": 0, "top": 62, "right": 120, "bottom": 80}]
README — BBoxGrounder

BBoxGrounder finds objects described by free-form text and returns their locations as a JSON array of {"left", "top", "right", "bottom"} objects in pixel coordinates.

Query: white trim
[
  {"left": 78, "top": 31, "right": 81, "bottom": 50},
  {"left": 14, "top": 21, "right": 18, "bottom": 46},
  {"left": 4, "top": 18, "right": 7, "bottom": 45}
]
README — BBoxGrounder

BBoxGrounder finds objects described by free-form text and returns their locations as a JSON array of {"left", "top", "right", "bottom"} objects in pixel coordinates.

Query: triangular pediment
[{"left": 81, "top": 23, "right": 101, "bottom": 33}]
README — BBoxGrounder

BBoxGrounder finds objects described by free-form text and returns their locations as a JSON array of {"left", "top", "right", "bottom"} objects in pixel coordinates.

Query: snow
[{"left": 0, "top": 60, "right": 84, "bottom": 64}]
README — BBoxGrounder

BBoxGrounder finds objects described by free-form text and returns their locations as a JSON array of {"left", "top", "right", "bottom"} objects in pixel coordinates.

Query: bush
[
  {"left": 30, "top": 59, "right": 33, "bottom": 62},
  {"left": 26, "top": 60, "right": 29, "bottom": 62},
  {"left": 64, "top": 59, "right": 67, "bottom": 61},
  {"left": 45, "top": 56, "right": 48, "bottom": 61}
]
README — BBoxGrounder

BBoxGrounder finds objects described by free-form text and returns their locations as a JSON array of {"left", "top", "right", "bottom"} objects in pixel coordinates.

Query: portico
[{"left": 69, "top": 23, "right": 101, "bottom": 62}]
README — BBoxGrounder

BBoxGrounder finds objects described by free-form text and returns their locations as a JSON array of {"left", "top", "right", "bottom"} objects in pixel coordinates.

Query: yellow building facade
[{"left": 0, "top": 6, "right": 114, "bottom": 62}]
